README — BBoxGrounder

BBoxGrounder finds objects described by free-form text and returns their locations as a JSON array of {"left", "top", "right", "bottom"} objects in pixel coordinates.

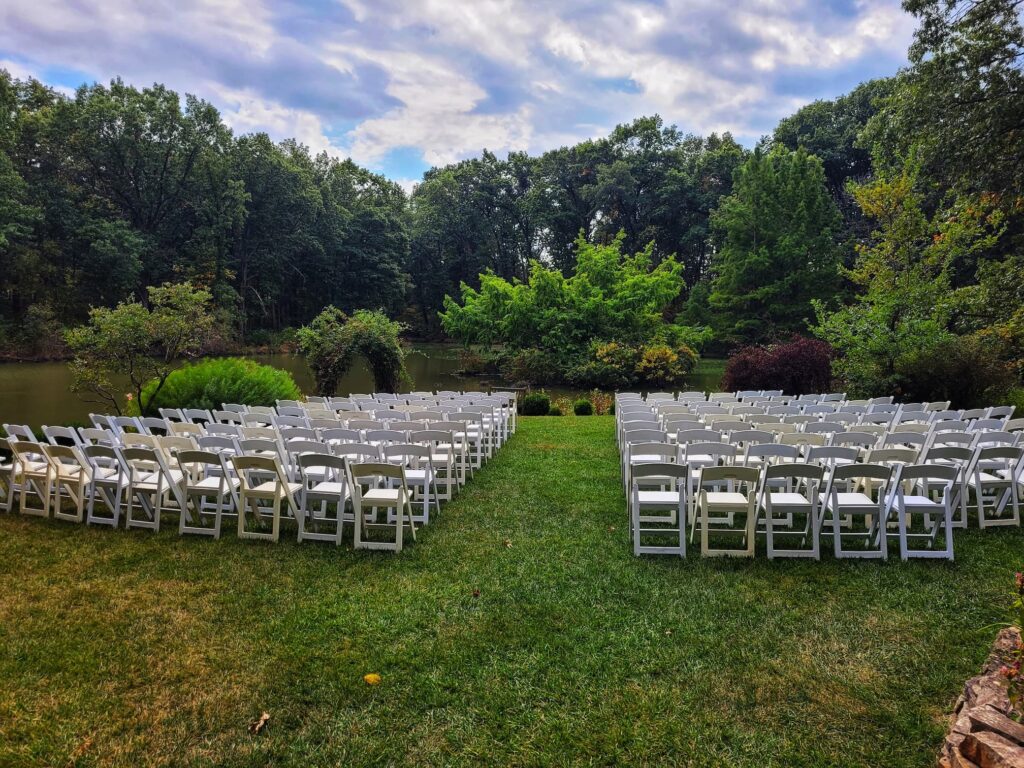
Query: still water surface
[{"left": 0, "top": 345, "right": 724, "bottom": 427}]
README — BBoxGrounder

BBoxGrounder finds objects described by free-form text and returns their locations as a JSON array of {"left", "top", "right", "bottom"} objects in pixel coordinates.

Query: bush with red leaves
[{"left": 722, "top": 336, "right": 834, "bottom": 396}]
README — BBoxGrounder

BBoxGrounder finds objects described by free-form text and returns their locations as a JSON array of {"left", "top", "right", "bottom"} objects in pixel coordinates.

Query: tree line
[{"left": 2, "top": 0, "right": 1023, "bottom": 402}]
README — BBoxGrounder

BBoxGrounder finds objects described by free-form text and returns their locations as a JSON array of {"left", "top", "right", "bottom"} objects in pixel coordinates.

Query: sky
[{"left": 0, "top": 0, "right": 915, "bottom": 189}]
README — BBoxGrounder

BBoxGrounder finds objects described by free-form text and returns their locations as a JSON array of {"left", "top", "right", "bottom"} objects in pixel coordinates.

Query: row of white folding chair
[
  {"left": 630, "top": 460, "right": 962, "bottom": 561},
  {"left": 2, "top": 438, "right": 440, "bottom": 553},
  {"left": 77, "top": 411, "right": 496, "bottom": 473},
  {"left": 619, "top": 427, "right": 1023, "bottom": 529}
]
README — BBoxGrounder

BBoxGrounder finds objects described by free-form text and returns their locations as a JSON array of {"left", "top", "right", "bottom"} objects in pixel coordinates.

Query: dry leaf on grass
[{"left": 248, "top": 712, "right": 270, "bottom": 735}]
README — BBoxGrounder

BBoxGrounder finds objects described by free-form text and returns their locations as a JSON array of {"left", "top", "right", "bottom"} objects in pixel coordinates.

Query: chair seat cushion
[
  {"left": 362, "top": 488, "right": 402, "bottom": 504},
  {"left": 636, "top": 490, "right": 681, "bottom": 505},
  {"left": 704, "top": 491, "right": 748, "bottom": 505},
  {"left": 766, "top": 492, "right": 810, "bottom": 506}
]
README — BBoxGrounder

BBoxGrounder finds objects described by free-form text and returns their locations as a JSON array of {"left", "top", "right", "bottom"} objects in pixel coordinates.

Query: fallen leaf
[
  {"left": 363, "top": 673, "right": 382, "bottom": 686},
  {"left": 503, "top": 539, "right": 512, "bottom": 548},
  {"left": 472, "top": 588, "right": 481, "bottom": 598},
  {"left": 248, "top": 712, "right": 270, "bottom": 735}
]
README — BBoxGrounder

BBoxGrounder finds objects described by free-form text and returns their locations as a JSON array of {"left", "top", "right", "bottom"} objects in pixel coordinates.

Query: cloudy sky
[{"left": 0, "top": 0, "right": 915, "bottom": 186}]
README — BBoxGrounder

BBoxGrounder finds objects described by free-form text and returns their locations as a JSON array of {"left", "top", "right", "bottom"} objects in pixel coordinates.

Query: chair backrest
[
  {"left": 4, "top": 423, "right": 38, "bottom": 442},
  {"left": 1004, "top": 417, "right": 1024, "bottom": 433},
  {"left": 122, "top": 433, "right": 158, "bottom": 450},
  {"left": 882, "top": 432, "right": 927, "bottom": 449},
  {"left": 806, "top": 445, "right": 859, "bottom": 465},
  {"left": 43, "top": 425, "right": 82, "bottom": 446},
  {"left": 728, "top": 430, "right": 774, "bottom": 447},
  {"left": 834, "top": 432, "right": 878, "bottom": 449},
  {"left": 631, "top": 463, "right": 688, "bottom": 483},
  {"left": 623, "top": 428, "right": 668, "bottom": 445},
  {"left": 744, "top": 444, "right": 800, "bottom": 464},
  {"left": 923, "top": 445, "right": 974, "bottom": 465},
  {"left": 240, "top": 426, "right": 277, "bottom": 441},
  {"left": 158, "top": 408, "right": 186, "bottom": 423},
  {"left": 764, "top": 462, "right": 824, "bottom": 483},
  {"left": 182, "top": 408, "right": 214, "bottom": 423},
  {"left": 896, "top": 462, "right": 958, "bottom": 485},
  {"left": 698, "top": 465, "right": 760, "bottom": 487},
  {"left": 675, "top": 429, "right": 720, "bottom": 445},
  {"left": 156, "top": 435, "right": 197, "bottom": 458},
  {"left": 932, "top": 419, "right": 969, "bottom": 432},
  {"left": 197, "top": 435, "right": 239, "bottom": 453},
  {"left": 866, "top": 447, "right": 918, "bottom": 465},
  {"left": 971, "top": 418, "right": 1006, "bottom": 432},
  {"left": 203, "top": 423, "right": 240, "bottom": 438},
  {"left": 779, "top": 432, "right": 826, "bottom": 447},
  {"left": 628, "top": 442, "right": 678, "bottom": 462},
  {"left": 350, "top": 461, "right": 406, "bottom": 482},
  {"left": 78, "top": 427, "right": 116, "bottom": 446},
  {"left": 297, "top": 452, "right": 347, "bottom": 474},
  {"left": 989, "top": 405, "right": 1015, "bottom": 420},
  {"left": 169, "top": 422, "right": 204, "bottom": 438},
  {"left": 332, "top": 443, "right": 381, "bottom": 461},
  {"left": 279, "top": 427, "right": 318, "bottom": 442},
  {"left": 832, "top": 462, "right": 892, "bottom": 483},
  {"left": 683, "top": 442, "right": 736, "bottom": 463},
  {"left": 274, "top": 415, "right": 310, "bottom": 428},
  {"left": 284, "top": 440, "right": 331, "bottom": 459},
  {"left": 176, "top": 449, "right": 227, "bottom": 475},
  {"left": 961, "top": 408, "right": 989, "bottom": 421},
  {"left": 139, "top": 417, "right": 170, "bottom": 435},
  {"left": 212, "top": 410, "right": 243, "bottom": 424},
  {"left": 804, "top": 421, "right": 845, "bottom": 435},
  {"left": 321, "top": 428, "right": 361, "bottom": 444},
  {"left": 239, "top": 438, "right": 281, "bottom": 456}
]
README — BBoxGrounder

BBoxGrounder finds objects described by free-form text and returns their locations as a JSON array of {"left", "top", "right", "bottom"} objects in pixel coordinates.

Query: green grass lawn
[{"left": 1, "top": 416, "right": 1021, "bottom": 767}]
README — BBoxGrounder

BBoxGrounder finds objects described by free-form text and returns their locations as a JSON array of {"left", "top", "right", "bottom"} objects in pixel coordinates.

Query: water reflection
[{"left": 0, "top": 345, "right": 723, "bottom": 426}]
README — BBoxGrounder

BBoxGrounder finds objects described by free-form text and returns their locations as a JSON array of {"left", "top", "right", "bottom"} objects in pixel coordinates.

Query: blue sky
[{"left": 0, "top": 0, "right": 915, "bottom": 188}]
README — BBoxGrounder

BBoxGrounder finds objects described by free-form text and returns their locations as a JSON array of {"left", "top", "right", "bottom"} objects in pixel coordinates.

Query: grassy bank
[{"left": 0, "top": 416, "right": 1020, "bottom": 767}]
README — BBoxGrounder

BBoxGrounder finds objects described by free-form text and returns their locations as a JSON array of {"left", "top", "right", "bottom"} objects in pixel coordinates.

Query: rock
[
  {"left": 969, "top": 708, "right": 1024, "bottom": 748},
  {"left": 960, "top": 732, "right": 1024, "bottom": 768}
]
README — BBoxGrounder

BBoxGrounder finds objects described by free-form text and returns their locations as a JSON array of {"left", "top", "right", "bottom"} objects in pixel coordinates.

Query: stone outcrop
[{"left": 939, "top": 627, "right": 1024, "bottom": 768}]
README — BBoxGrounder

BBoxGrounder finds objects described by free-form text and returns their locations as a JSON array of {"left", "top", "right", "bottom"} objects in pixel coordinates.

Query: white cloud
[{"left": 0, "top": 0, "right": 916, "bottom": 176}]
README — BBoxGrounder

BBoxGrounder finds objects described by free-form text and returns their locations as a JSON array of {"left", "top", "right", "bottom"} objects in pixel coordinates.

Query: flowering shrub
[
  {"left": 723, "top": 336, "right": 833, "bottom": 395},
  {"left": 1001, "top": 572, "right": 1024, "bottom": 718},
  {"left": 588, "top": 390, "right": 614, "bottom": 415}
]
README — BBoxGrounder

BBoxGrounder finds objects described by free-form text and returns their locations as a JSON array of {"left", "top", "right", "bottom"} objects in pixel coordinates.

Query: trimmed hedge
[
  {"left": 521, "top": 392, "right": 551, "bottom": 416},
  {"left": 573, "top": 398, "right": 594, "bottom": 416}
]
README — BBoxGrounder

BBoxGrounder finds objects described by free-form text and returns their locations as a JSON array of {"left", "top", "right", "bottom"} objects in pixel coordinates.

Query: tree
[
  {"left": 297, "top": 307, "right": 409, "bottom": 395},
  {"left": 64, "top": 282, "right": 215, "bottom": 415},
  {"left": 813, "top": 165, "right": 1010, "bottom": 403},
  {"left": 440, "top": 233, "right": 709, "bottom": 386},
  {"left": 867, "top": 0, "right": 1024, "bottom": 198},
  {"left": 709, "top": 147, "right": 843, "bottom": 343}
]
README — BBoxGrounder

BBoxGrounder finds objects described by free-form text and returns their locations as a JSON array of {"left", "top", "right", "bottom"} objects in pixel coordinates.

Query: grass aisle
[{"left": 1, "top": 416, "right": 1022, "bottom": 767}]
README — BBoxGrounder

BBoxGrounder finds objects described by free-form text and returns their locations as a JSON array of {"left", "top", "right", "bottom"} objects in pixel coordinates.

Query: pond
[{"left": 0, "top": 346, "right": 725, "bottom": 427}]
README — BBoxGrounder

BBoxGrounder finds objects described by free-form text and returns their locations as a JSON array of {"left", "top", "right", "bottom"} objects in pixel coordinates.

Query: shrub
[
  {"left": 140, "top": 357, "right": 301, "bottom": 413},
  {"left": 588, "top": 390, "right": 614, "bottom": 415},
  {"left": 548, "top": 404, "right": 564, "bottom": 416},
  {"left": 521, "top": 392, "right": 551, "bottom": 416},
  {"left": 573, "top": 398, "right": 594, "bottom": 416},
  {"left": 501, "top": 348, "right": 561, "bottom": 386},
  {"left": 723, "top": 336, "right": 833, "bottom": 395},
  {"left": 894, "top": 333, "right": 1014, "bottom": 408}
]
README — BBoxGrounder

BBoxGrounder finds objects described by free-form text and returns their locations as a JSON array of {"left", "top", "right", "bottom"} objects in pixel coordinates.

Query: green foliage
[
  {"left": 547, "top": 404, "right": 564, "bottom": 417},
  {"left": 441, "top": 234, "right": 708, "bottom": 387},
  {"left": 520, "top": 392, "right": 551, "bottom": 416},
  {"left": 140, "top": 358, "right": 301, "bottom": 413},
  {"left": 814, "top": 164, "right": 1012, "bottom": 406},
  {"left": 64, "top": 281, "right": 215, "bottom": 415},
  {"left": 572, "top": 398, "right": 594, "bottom": 416},
  {"left": 710, "top": 147, "right": 843, "bottom": 344},
  {"left": 296, "top": 307, "right": 409, "bottom": 396},
  {"left": 0, "top": 72, "right": 410, "bottom": 343}
]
